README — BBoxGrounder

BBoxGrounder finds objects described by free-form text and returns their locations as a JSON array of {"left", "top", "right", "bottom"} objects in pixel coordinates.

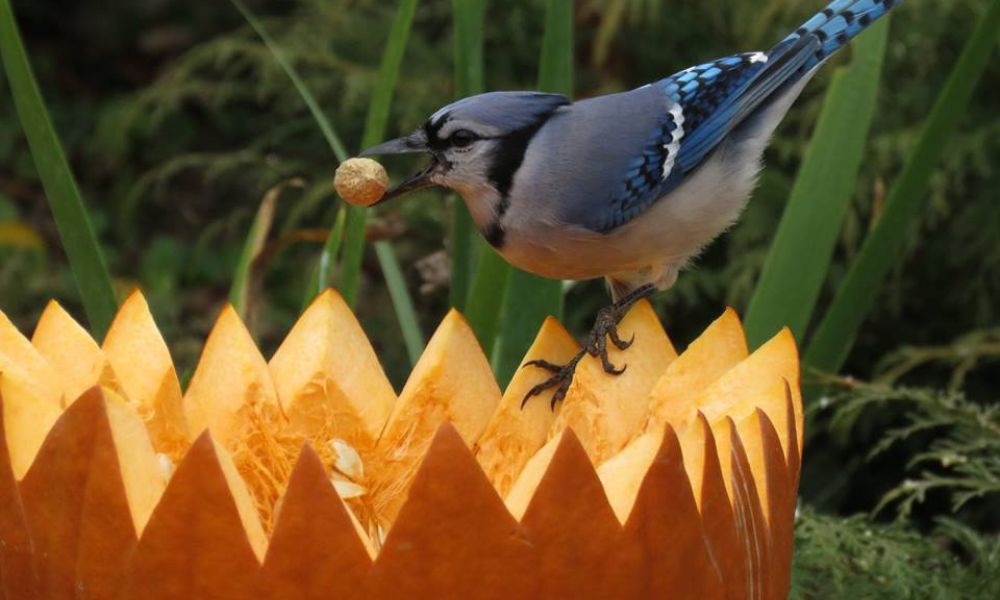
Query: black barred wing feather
[
  {"left": 601, "top": 0, "right": 901, "bottom": 233},
  {"left": 602, "top": 52, "right": 772, "bottom": 232}
]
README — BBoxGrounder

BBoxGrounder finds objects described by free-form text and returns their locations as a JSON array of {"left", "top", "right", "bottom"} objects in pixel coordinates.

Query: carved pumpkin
[{"left": 0, "top": 290, "right": 802, "bottom": 599}]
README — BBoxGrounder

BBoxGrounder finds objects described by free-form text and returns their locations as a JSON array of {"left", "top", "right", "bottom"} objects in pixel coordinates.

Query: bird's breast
[{"left": 489, "top": 138, "right": 764, "bottom": 283}]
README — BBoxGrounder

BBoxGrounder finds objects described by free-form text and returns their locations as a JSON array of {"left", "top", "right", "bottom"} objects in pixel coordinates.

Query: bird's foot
[
  {"left": 521, "top": 354, "right": 585, "bottom": 410},
  {"left": 521, "top": 284, "right": 656, "bottom": 409}
]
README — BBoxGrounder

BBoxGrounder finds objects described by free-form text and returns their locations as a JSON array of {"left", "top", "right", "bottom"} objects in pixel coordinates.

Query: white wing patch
[
  {"left": 661, "top": 103, "right": 686, "bottom": 179},
  {"left": 749, "top": 51, "right": 768, "bottom": 64}
]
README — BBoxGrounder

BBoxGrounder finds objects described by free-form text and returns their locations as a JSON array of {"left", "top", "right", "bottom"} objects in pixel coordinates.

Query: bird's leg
[{"left": 522, "top": 284, "right": 657, "bottom": 409}]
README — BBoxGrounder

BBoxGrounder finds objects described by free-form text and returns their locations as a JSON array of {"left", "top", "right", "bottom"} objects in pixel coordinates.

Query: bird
[{"left": 362, "top": 0, "right": 902, "bottom": 406}]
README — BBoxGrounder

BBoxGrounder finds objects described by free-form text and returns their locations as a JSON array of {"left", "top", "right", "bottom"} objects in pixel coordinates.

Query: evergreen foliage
[
  {"left": 792, "top": 509, "right": 1000, "bottom": 599},
  {"left": 827, "top": 380, "right": 1000, "bottom": 520},
  {"left": 793, "top": 378, "right": 1000, "bottom": 597}
]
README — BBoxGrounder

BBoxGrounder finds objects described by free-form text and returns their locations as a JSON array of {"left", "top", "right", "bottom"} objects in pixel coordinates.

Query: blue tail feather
[
  {"left": 608, "top": 0, "right": 902, "bottom": 231},
  {"left": 780, "top": 0, "right": 902, "bottom": 71},
  {"left": 744, "top": 0, "right": 901, "bottom": 122},
  {"left": 679, "top": 0, "right": 901, "bottom": 171}
]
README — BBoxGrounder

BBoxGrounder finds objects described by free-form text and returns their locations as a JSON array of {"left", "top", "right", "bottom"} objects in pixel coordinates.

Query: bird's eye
[{"left": 450, "top": 129, "right": 477, "bottom": 148}]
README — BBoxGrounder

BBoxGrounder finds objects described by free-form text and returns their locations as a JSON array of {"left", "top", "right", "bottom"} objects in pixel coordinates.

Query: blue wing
[
  {"left": 602, "top": 0, "right": 901, "bottom": 233},
  {"left": 605, "top": 52, "right": 779, "bottom": 231}
]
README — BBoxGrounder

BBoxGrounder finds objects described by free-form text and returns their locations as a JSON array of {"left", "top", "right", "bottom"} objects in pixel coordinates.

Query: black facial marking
[
  {"left": 480, "top": 111, "right": 558, "bottom": 249},
  {"left": 483, "top": 197, "right": 510, "bottom": 248},
  {"left": 488, "top": 125, "right": 541, "bottom": 198},
  {"left": 484, "top": 220, "right": 506, "bottom": 248},
  {"left": 424, "top": 112, "right": 450, "bottom": 149}
]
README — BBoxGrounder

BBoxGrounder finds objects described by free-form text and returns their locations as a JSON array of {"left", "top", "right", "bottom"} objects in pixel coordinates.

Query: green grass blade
[
  {"left": 451, "top": 0, "right": 500, "bottom": 346},
  {"left": 340, "top": 209, "right": 368, "bottom": 305},
  {"left": 230, "top": 0, "right": 353, "bottom": 310},
  {"left": 453, "top": 0, "right": 507, "bottom": 350},
  {"left": 375, "top": 241, "right": 424, "bottom": 365},
  {"left": 302, "top": 204, "right": 346, "bottom": 310},
  {"left": 453, "top": 0, "right": 486, "bottom": 96},
  {"left": 490, "top": 0, "right": 573, "bottom": 384},
  {"left": 450, "top": 199, "right": 479, "bottom": 311},
  {"left": 744, "top": 19, "right": 890, "bottom": 349},
  {"left": 804, "top": 0, "right": 1000, "bottom": 375},
  {"left": 229, "top": 186, "right": 279, "bottom": 317},
  {"left": 229, "top": 0, "right": 348, "bottom": 162},
  {"left": 492, "top": 269, "right": 564, "bottom": 382},
  {"left": 449, "top": 0, "right": 487, "bottom": 309},
  {"left": 537, "top": 0, "right": 574, "bottom": 96},
  {"left": 464, "top": 248, "right": 510, "bottom": 352},
  {"left": 0, "top": 0, "right": 117, "bottom": 338},
  {"left": 341, "top": 0, "right": 421, "bottom": 307}
]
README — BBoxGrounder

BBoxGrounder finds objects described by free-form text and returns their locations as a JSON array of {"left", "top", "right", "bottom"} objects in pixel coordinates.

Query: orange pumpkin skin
[
  {"left": 0, "top": 397, "right": 39, "bottom": 600},
  {"left": 0, "top": 292, "right": 802, "bottom": 600}
]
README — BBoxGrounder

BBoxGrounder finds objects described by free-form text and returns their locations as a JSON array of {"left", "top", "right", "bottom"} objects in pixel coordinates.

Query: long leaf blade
[
  {"left": 341, "top": 0, "right": 421, "bottom": 307},
  {"left": 492, "top": 268, "right": 564, "bottom": 381},
  {"left": 452, "top": 0, "right": 507, "bottom": 349},
  {"left": 302, "top": 205, "right": 347, "bottom": 310},
  {"left": 229, "top": 0, "right": 349, "bottom": 162},
  {"left": 449, "top": 0, "right": 487, "bottom": 309},
  {"left": 490, "top": 0, "right": 573, "bottom": 384},
  {"left": 537, "top": 0, "right": 574, "bottom": 97},
  {"left": 744, "top": 19, "right": 890, "bottom": 348},
  {"left": 0, "top": 0, "right": 117, "bottom": 338},
  {"left": 449, "top": 194, "right": 480, "bottom": 311},
  {"left": 804, "top": 0, "right": 1000, "bottom": 374},
  {"left": 230, "top": 0, "right": 353, "bottom": 311},
  {"left": 375, "top": 241, "right": 424, "bottom": 365},
  {"left": 464, "top": 247, "right": 510, "bottom": 353},
  {"left": 229, "top": 184, "right": 280, "bottom": 317}
]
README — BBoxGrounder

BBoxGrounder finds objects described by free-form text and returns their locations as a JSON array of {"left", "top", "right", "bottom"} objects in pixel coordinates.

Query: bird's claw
[
  {"left": 585, "top": 305, "right": 632, "bottom": 374},
  {"left": 608, "top": 327, "right": 635, "bottom": 351},
  {"left": 521, "top": 283, "right": 656, "bottom": 410},
  {"left": 523, "top": 359, "right": 566, "bottom": 373},
  {"left": 599, "top": 351, "right": 627, "bottom": 375},
  {"left": 522, "top": 316, "right": 629, "bottom": 408},
  {"left": 522, "top": 354, "right": 583, "bottom": 409}
]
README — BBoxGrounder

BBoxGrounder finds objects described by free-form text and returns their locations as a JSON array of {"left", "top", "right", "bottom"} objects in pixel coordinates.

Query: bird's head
[{"left": 361, "top": 92, "right": 569, "bottom": 207}]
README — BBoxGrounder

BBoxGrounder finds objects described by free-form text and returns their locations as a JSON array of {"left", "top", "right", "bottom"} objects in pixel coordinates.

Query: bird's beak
[
  {"left": 360, "top": 129, "right": 439, "bottom": 204},
  {"left": 361, "top": 130, "right": 429, "bottom": 157}
]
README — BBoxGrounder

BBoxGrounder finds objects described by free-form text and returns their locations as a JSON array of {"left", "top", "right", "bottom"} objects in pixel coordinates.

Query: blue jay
[{"left": 363, "top": 0, "right": 902, "bottom": 405}]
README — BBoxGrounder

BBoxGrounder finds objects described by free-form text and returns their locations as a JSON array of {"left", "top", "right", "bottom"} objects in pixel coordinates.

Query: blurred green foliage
[
  {"left": 1, "top": 0, "right": 997, "bottom": 593},
  {"left": 792, "top": 508, "right": 1000, "bottom": 599}
]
